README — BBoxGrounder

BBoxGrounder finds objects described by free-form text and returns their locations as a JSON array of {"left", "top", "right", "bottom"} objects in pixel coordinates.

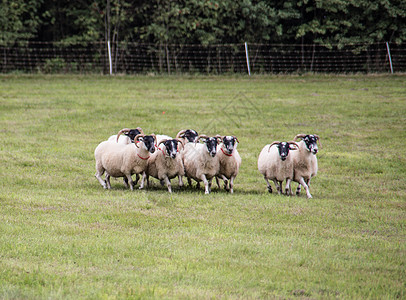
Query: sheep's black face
[
  {"left": 277, "top": 142, "right": 291, "bottom": 161},
  {"left": 222, "top": 136, "right": 237, "bottom": 155},
  {"left": 184, "top": 129, "right": 199, "bottom": 143},
  {"left": 303, "top": 135, "right": 318, "bottom": 155},
  {"left": 205, "top": 137, "right": 218, "bottom": 157},
  {"left": 126, "top": 128, "right": 142, "bottom": 143},
  {"left": 142, "top": 135, "right": 156, "bottom": 153},
  {"left": 164, "top": 139, "right": 179, "bottom": 159}
]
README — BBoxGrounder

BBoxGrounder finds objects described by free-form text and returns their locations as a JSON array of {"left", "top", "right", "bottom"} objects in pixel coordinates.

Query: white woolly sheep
[
  {"left": 258, "top": 141, "right": 299, "bottom": 195},
  {"left": 176, "top": 129, "right": 200, "bottom": 187},
  {"left": 215, "top": 135, "right": 241, "bottom": 193},
  {"left": 183, "top": 135, "right": 221, "bottom": 194},
  {"left": 290, "top": 134, "right": 321, "bottom": 198},
  {"left": 94, "top": 134, "right": 157, "bottom": 190},
  {"left": 146, "top": 139, "right": 185, "bottom": 193}
]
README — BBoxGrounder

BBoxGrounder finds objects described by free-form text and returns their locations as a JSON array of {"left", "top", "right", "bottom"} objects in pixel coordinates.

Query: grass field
[{"left": 0, "top": 74, "right": 405, "bottom": 299}]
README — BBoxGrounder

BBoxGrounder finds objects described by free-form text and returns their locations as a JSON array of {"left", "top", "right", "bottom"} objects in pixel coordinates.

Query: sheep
[
  {"left": 106, "top": 127, "right": 145, "bottom": 187},
  {"left": 107, "top": 127, "right": 144, "bottom": 145},
  {"left": 176, "top": 129, "right": 200, "bottom": 187},
  {"left": 183, "top": 135, "right": 221, "bottom": 194},
  {"left": 146, "top": 139, "right": 185, "bottom": 193},
  {"left": 258, "top": 141, "right": 299, "bottom": 195},
  {"left": 114, "top": 130, "right": 173, "bottom": 187},
  {"left": 176, "top": 129, "right": 199, "bottom": 164},
  {"left": 215, "top": 135, "right": 241, "bottom": 193},
  {"left": 290, "top": 134, "right": 321, "bottom": 198},
  {"left": 94, "top": 133, "right": 157, "bottom": 190},
  {"left": 176, "top": 129, "right": 199, "bottom": 144}
]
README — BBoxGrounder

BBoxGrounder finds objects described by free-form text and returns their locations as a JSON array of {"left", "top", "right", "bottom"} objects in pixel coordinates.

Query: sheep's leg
[
  {"left": 296, "top": 183, "right": 302, "bottom": 195},
  {"left": 229, "top": 176, "right": 235, "bottom": 194},
  {"left": 146, "top": 175, "right": 150, "bottom": 188},
  {"left": 163, "top": 176, "right": 172, "bottom": 193},
  {"left": 221, "top": 175, "right": 229, "bottom": 191},
  {"left": 95, "top": 169, "right": 107, "bottom": 189},
  {"left": 123, "top": 177, "right": 129, "bottom": 189},
  {"left": 160, "top": 179, "right": 165, "bottom": 186},
  {"left": 105, "top": 173, "right": 112, "bottom": 189},
  {"left": 285, "top": 179, "right": 292, "bottom": 196},
  {"left": 273, "top": 179, "right": 281, "bottom": 194},
  {"left": 215, "top": 176, "right": 221, "bottom": 189},
  {"left": 201, "top": 174, "right": 210, "bottom": 194},
  {"left": 298, "top": 177, "right": 312, "bottom": 199},
  {"left": 178, "top": 175, "right": 184, "bottom": 188},
  {"left": 264, "top": 177, "right": 272, "bottom": 193},
  {"left": 134, "top": 174, "right": 140, "bottom": 186},
  {"left": 125, "top": 174, "right": 134, "bottom": 190},
  {"left": 208, "top": 177, "right": 213, "bottom": 193},
  {"left": 187, "top": 176, "right": 192, "bottom": 187},
  {"left": 139, "top": 172, "right": 146, "bottom": 189}
]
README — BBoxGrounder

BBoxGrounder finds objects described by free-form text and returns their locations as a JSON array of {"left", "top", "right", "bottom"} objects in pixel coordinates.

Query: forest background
[{"left": 1, "top": 0, "right": 405, "bottom": 48}]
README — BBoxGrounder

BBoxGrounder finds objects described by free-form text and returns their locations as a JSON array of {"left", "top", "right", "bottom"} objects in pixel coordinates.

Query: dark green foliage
[
  {"left": 1, "top": 0, "right": 405, "bottom": 47},
  {"left": 0, "top": 0, "right": 43, "bottom": 45}
]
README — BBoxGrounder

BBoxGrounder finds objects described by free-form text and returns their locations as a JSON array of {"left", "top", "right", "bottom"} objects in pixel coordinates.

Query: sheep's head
[
  {"left": 159, "top": 139, "right": 184, "bottom": 159},
  {"left": 198, "top": 135, "right": 220, "bottom": 157},
  {"left": 294, "top": 134, "right": 320, "bottom": 155},
  {"left": 126, "top": 127, "right": 144, "bottom": 142},
  {"left": 135, "top": 134, "right": 156, "bottom": 153},
  {"left": 176, "top": 129, "right": 199, "bottom": 143},
  {"left": 269, "top": 141, "right": 299, "bottom": 161},
  {"left": 116, "top": 127, "right": 144, "bottom": 143},
  {"left": 217, "top": 135, "right": 239, "bottom": 155}
]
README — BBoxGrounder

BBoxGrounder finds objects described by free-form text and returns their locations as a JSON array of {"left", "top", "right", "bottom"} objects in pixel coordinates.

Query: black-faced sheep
[
  {"left": 107, "top": 127, "right": 144, "bottom": 145},
  {"left": 258, "top": 141, "right": 299, "bottom": 195},
  {"left": 215, "top": 135, "right": 241, "bottom": 193},
  {"left": 290, "top": 134, "right": 321, "bottom": 198},
  {"left": 146, "top": 139, "right": 185, "bottom": 193},
  {"left": 183, "top": 135, "right": 221, "bottom": 194},
  {"left": 94, "top": 134, "right": 157, "bottom": 190}
]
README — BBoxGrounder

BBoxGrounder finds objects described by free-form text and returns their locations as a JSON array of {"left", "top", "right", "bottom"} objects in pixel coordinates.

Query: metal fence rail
[{"left": 1, "top": 42, "right": 404, "bottom": 74}]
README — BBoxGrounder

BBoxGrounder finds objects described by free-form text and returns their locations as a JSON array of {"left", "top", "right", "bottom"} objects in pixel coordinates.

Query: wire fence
[{"left": 1, "top": 41, "right": 405, "bottom": 74}]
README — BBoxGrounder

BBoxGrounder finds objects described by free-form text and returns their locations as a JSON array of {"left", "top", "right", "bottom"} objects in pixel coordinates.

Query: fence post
[
  {"left": 385, "top": 42, "right": 393, "bottom": 74},
  {"left": 244, "top": 42, "right": 251, "bottom": 76},
  {"left": 107, "top": 40, "right": 113, "bottom": 75}
]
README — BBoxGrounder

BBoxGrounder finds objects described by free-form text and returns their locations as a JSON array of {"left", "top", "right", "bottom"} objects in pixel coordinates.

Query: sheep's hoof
[{"left": 267, "top": 186, "right": 272, "bottom": 193}]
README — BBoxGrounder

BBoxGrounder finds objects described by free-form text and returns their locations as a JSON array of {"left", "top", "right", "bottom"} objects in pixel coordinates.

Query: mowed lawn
[{"left": 0, "top": 74, "right": 405, "bottom": 299}]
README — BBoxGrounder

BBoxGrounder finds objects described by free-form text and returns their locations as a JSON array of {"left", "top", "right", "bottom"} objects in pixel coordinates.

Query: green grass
[{"left": 0, "top": 74, "right": 405, "bottom": 299}]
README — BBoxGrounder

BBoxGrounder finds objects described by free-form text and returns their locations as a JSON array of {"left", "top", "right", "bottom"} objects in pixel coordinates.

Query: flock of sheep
[{"left": 94, "top": 128, "right": 321, "bottom": 198}]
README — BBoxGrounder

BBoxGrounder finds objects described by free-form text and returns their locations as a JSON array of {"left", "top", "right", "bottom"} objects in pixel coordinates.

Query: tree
[{"left": 0, "top": 0, "right": 43, "bottom": 45}]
